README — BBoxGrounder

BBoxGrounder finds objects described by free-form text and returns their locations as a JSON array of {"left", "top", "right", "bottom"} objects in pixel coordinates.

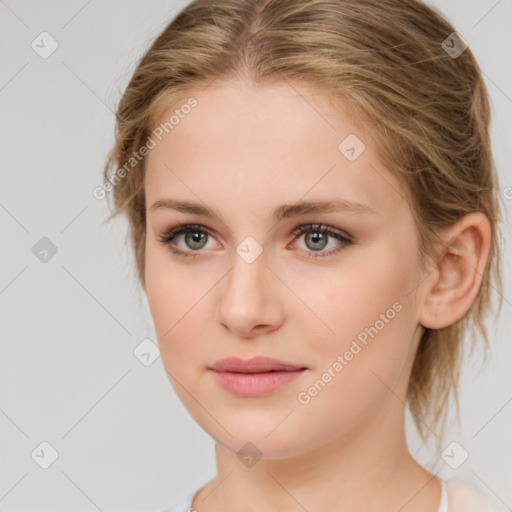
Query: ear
[{"left": 417, "top": 212, "right": 492, "bottom": 329}]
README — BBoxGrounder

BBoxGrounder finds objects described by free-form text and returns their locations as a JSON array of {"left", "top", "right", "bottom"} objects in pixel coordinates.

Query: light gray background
[{"left": 1, "top": 1, "right": 511, "bottom": 511}]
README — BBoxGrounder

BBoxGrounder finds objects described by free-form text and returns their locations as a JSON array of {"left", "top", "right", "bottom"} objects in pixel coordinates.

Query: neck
[{"left": 193, "top": 397, "right": 441, "bottom": 512}]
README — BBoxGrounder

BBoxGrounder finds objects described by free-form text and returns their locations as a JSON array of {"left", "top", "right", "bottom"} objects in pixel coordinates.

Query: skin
[{"left": 143, "top": 78, "right": 491, "bottom": 512}]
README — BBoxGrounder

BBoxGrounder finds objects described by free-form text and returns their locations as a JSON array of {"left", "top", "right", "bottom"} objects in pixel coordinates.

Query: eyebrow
[{"left": 148, "top": 198, "right": 379, "bottom": 220}]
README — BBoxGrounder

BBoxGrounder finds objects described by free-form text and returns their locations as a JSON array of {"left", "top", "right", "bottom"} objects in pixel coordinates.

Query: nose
[{"left": 215, "top": 247, "right": 284, "bottom": 339}]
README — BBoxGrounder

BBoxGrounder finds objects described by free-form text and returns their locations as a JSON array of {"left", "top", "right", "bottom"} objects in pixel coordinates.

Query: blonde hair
[{"left": 102, "top": 0, "right": 504, "bottom": 448}]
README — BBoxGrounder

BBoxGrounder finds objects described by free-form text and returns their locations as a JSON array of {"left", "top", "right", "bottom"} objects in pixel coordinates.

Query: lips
[
  {"left": 209, "top": 356, "right": 307, "bottom": 397},
  {"left": 211, "top": 356, "right": 306, "bottom": 373}
]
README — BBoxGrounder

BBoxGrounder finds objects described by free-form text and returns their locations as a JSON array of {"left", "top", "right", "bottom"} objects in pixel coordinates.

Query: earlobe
[{"left": 418, "top": 212, "right": 491, "bottom": 330}]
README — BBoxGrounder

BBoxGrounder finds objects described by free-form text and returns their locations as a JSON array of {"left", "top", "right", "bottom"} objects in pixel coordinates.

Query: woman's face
[{"left": 144, "top": 80, "right": 427, "bottom": 458}]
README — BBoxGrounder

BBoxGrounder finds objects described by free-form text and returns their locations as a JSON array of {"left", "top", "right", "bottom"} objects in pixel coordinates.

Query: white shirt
[{"left": 157, "top": 477, "right": 503, "bottom": 511}]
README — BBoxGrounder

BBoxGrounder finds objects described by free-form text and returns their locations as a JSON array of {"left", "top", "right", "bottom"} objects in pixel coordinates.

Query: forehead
[{"left": 144, "top": 80, "right": 409, "bottom": 220}]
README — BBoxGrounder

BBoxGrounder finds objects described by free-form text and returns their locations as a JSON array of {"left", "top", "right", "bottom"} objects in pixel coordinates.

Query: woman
[{"left": 103, "top": 0, "right": 505, "bottom": 510}]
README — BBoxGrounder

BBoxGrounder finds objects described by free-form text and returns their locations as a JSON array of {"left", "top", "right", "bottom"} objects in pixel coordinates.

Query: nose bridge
[
  {"left": 216, "top": 236, "right": 281, "bottom": 335},
  {"left": 224, "top": 238, "right": 268, "bottom": 306}
]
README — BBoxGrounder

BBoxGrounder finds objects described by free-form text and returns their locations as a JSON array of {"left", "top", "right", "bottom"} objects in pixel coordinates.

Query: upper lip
[{"left": 210, "top": 356, "right": 306, "bottom": 373}]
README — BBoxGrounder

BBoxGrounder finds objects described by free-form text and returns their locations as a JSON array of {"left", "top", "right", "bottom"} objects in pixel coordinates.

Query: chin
[{"left": 216, "top": 431, "right": 312, "bottom": 461}]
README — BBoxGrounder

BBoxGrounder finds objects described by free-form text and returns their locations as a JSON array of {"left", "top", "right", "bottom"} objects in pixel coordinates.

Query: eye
[
  {"left": 157, "top": 224, "right": 216, "bottom": 258},
  {"left": 289, "top": 224, "right": 353, "bottom": 258},
  {"left": 157, "top": 223, "right": 353, "bottom": 259}
]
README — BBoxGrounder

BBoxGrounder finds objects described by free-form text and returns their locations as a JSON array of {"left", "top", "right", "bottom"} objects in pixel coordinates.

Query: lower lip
[{"left": 211, "top": 369, "right": 306, "bottom": 397}]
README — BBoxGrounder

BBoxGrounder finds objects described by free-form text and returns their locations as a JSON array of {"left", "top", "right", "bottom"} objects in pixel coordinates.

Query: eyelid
[
  {"left": 288, "top": 223, "right": 353, "bottom": 258},
  {"left": 157, "top": 223, "right": 220, "bottom": 258},
  {"left": 290, "top": 223, "right": 353, "bottom": 243},
  {"left": 158, "top": 222, "right": 353, "bottom": 259}
]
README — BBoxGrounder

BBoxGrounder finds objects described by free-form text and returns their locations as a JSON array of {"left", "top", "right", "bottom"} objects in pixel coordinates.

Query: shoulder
[
  {"left": 445, "top": 478, "right": 504, "bottom": 512},
  {"left": 156, "top": 489, "right": 196, "bottom": 512}
]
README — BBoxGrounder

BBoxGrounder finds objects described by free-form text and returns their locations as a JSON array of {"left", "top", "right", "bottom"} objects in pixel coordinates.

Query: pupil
[
  {"left": 307, "top": 232, "right": 327, "bottom": 251},
  {"left": 186, "top": 231, "right": 206, "bottom": 249}
]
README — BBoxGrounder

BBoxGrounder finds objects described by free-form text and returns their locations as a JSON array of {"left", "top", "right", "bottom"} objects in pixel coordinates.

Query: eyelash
[{"left": 158, "top": 223, "right": 354, "bottom": 260}]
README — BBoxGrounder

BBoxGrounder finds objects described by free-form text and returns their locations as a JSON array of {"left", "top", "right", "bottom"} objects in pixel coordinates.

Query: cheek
[
  {"left": 293, "top": 299, "right": 413, "bottom": 446},
  {"left": 294, "top": 242, "right": 417, "bottom": 405},
  {"left": 291, "top": 244, "right": 413, "bottom": 348},
  {"left": 145, "top": 247, "right": 173, "bottom": 337},
  {"left": 144, "top": 245, "right": 205, "bottom": 366}
]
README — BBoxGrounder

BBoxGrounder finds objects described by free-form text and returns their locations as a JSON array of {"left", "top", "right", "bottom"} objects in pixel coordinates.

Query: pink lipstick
[{"left": 210, "top": 356, "right": 307, "bottom": 397}]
